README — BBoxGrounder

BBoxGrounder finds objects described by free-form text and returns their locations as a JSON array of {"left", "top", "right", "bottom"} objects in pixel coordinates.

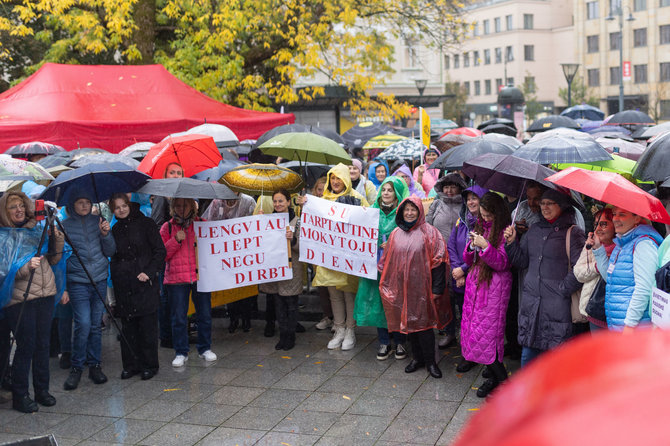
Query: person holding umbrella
[{"left": 413, "top": 146, "right": 441, "bottom": 195}]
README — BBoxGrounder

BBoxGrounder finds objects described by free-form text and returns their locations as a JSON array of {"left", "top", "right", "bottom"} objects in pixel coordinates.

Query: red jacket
[{"left": 160, "top": 217, "right": 202, "bottom": 285}]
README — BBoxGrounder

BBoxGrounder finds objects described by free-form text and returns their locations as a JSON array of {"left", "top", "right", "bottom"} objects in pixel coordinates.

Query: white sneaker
[
  {"left": 172, "top": 355, "right": 188, "bottom": 367},
  {"left": 341, "top": 328, "right": 356, "bottom": 351},
  {"left": 315, "top": 317, "right": 333, "bottom": 330},
  {"left": 198, "top": 350, "right": 217, "bottom": 362},
  {"left": 327, "top": 327, "right": 346, "bottom": 349}
]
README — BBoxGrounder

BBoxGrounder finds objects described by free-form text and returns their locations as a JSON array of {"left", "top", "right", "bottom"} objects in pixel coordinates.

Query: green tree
[
  {"left": 558, "top": 75, "right": 599, "bottom": 107},
  {"left": 0, "top": 0, "right": 471, "bottom": 119},
  {"left": 520, "top": 74, "right": 542, "bottom": 121},
  {"left": 442, "top": 79, "right": 468, "bottom": 124}
]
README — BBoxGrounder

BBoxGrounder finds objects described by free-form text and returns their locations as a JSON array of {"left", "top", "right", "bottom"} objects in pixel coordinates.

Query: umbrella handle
[{"left": 286, "top": 226, "right": 292, "bottom": 269}]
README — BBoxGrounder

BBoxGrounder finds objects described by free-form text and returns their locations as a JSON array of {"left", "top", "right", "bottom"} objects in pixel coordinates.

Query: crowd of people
[{"left": 1, "top": 144, "right": 669, "bottom": 416}]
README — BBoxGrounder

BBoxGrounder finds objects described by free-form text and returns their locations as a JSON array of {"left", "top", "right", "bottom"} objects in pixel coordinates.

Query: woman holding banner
[{"left": 312, "top": 163, "right": 369, "bottom": 351}]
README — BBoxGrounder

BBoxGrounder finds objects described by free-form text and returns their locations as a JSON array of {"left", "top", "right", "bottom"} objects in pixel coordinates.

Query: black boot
[
  {"left": 228, "top": 317, "right": 239, "bottom": 334},
  {"left": 404, "top": 359, "right": 425, "bottom": 373},
  {"left": 34, "top": 390, "right": 56, "bottom": 407},
  {"left": 241, "top": 318, "right": 251, "bottom": 332},
  {"left": 476, "top": 378, "right": 498, "bottom": 398},
  {"left": 59, "top": 352, "right": 71, "bottom": 370},
  {"left": 264, "top": 321, "right": 275, "bottom": 337},
  {"left": 12, "top": 394, "right": 38, "bottom": 413},
  {"left": 88, "top": 365, "right": 108, "bottom": 384},
  {"left": 427, "top": 363, "right": 442, "bottom": 378},
  {"left": 63, "top": 368, "right": 82, "bottom": 391},
  {"left": 456, "top": 358, "right": 476, "bottom": 373},
  {"left": 282, "top": 332, "right": 295, "bottom": 351},
  {"left": 274, "top": 333, "right": 285, "bottom": 350}
]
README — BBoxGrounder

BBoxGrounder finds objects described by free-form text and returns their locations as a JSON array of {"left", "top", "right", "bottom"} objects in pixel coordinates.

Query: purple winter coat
[{"left": 460, "top": 223, "right": 512, "bottom": 365}]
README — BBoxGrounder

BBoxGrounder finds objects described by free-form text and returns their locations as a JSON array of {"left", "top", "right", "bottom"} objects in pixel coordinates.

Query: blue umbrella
[
  {"left": 40, "top": 162, "right": 151, "bottom": 206},
  {"left": 191, "top": 159, "right": 245, "bottom": 182},
  {"left": 560, "top": 104, "right": 605, "bottom": 121}
]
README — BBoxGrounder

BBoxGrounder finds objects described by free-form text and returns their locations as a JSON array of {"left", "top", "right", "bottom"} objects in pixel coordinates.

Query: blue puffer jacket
[
  {"left": 604, "top": 225, "right": 662, "bottom": 328},
  {"left": 61, "top": 190, "right": 116, "bottom": 284}
]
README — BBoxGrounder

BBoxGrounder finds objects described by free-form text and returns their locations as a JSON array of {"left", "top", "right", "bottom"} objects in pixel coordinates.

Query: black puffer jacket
[
  {"left": 110, "top": 205, "right": 166, "bottom": 318},
  {"left": 505, "top": 211, "right": 585, "bottom": 350}
]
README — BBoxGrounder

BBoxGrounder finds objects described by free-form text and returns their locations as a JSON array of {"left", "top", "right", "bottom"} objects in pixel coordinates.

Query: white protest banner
[
  {"left": 299, "top": 195, "right": 379, "bottom": 280},
  {"left": 651, "top": 287, "right": 670, "bottom": 329},
  {"left": 195, "top": 213, "right": 291, "bottom": 292}
]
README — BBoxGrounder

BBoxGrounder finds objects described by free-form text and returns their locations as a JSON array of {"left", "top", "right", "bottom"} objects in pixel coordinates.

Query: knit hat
[
  {"left": 542, "top": 188, "right": 573, "bottom": 212},
  {"left": 351, "top": 159, "right": 362, "bottom": 172}
]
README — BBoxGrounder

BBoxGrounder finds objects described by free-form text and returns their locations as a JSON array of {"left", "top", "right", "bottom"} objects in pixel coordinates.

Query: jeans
[
  {"left": 166, "top": 283, "right": 211, "bottom": 356},
  {"left": 377, "top": 328, "right": 407, "bottom": 346},
  {"left": 4, "top": 296, "right": 55, "bottom": 398},
  {"left": 521, "top": 346, "right": 545, "bottom": 367},
  {"left": 158, "top": 269, "right": 171, "bottom": 342},
  {"left": 55, "top": 302, "right": 73, "bottom": 353},
  {"left": 69, "top": 280, "right": 107, "bottom": 370}
]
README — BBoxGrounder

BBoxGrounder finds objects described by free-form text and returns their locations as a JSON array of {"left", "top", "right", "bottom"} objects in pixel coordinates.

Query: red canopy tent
[{"left": 0, "top": 63, "right": 294, "bottom": 153}]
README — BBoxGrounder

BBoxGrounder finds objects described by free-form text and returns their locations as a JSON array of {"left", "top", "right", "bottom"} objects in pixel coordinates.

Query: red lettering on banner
[
  {"left": 307, "top": 248, "right": 314, "bottom": 260},
  {"left": 331, "top": 256, "right": 339, "bottom": 268},
  {"left": 210, "top": 243, "right": 220, "bottom": 255},
  {"left": 359, "top": 264, "right": 369, "bottom": 275},
  {"left": 234, "top": 272, "right": 245, "bottom": 284},
  {"left": 345, "top": 259, "right": 353, "bottom": 271}
]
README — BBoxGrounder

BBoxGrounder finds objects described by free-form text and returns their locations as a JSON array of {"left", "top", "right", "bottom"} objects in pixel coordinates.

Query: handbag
[
  {"left": 566, "top": 226, "right": 588, "bottom": 323},
  {"left": 585, "top": 277, "right": 607, "bottom": 322}
]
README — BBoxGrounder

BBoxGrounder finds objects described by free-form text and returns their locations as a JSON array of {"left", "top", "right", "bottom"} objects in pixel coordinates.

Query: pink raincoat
[
  {"left": 379, "top": 196, "right": 451, "bottom": 334},
  {"left": 460, "top": 222, "right": 512, "bottom": 364}
]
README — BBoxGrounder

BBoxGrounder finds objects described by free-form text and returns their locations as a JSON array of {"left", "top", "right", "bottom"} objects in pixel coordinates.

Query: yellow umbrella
[
  {"left": 362, "top": 134, "right": 408, "bottom": 150},
  {"left": 220, "top": 163, "right": 305, "bottom": 195}
]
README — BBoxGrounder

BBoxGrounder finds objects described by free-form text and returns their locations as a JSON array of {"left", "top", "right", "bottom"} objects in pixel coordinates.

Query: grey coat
[
  {"left": 426, "top": 176, "right": 464, "bottom": 243},
  {"left": 505, "top": 211, "right": 585, "bottom": 350}
]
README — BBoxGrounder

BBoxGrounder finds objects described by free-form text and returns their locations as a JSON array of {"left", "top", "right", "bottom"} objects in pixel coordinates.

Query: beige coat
[
  {"left": 573, "top": 245, "right": 601, "bottom": 318},
  {"left": 259, "top": 216, "right": 302, "bottom": 296}
]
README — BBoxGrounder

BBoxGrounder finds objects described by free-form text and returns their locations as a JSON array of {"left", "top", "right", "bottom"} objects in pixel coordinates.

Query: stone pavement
[{"left": 0, "top": 317, "right": 520, "bottom": 446}]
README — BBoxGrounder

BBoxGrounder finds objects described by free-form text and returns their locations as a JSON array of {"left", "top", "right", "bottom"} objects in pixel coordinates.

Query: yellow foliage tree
[{"left": 0, "top": 0, "right": 470, "bottom": 119}]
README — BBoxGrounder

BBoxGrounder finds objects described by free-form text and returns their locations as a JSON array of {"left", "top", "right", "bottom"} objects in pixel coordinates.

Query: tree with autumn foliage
[{"left": 0, "top": 0, "right": 470, "bottom": 119}]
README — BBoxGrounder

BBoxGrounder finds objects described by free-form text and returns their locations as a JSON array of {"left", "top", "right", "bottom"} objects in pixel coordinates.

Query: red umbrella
[
  {"left": 439, "top": 127, "right": 483, "bottom": 138},
  {"left": 453, "top": 330, "right": 670, "bottom": 446},
  {"left": 138, "top": 134, "right": 222, "bottom": 179},
  {"left": 545, "top": 167, "right": 670, "bottom": 224}
]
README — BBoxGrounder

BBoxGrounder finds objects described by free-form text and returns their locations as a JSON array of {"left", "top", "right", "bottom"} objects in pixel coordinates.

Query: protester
[
  {"left": 312, "top": 163, "right": 369, "bottom": 350},
  {"left": 461, "top": 192, "right": 512, "bottom": 397},
  {"left": 62, "top": 189, "right": 116, "bottom": 390},
  {"left": 203, "top": 193, "right": 257, "bottom": 333},
  {"left": 392, "top": 164, "right": 426, "bottom": 199},
  {"left": 161, "top": 198, "right": 216, "bottom": 367},
  {"left": 413, "top": 146, "right": 441, "bottom": 195},
  {"left": 350, "top": 159, "right": 377, "bottom": 204},
  {"left": 589, "top": 207, "right": 662, "bottom": 332},
  {"left": 379, "top": 196, "right": 449, "bottom": 378},
  {"left": 0, "top": 192, "right": 64, "bottom": 412},
  {"left": 446, "top": 184, "right": 488, "bottom": 372},
  {"left": 354, "top": 176, "right": 409, "bottom": 360},
  {"left": 367, "top": 160, "right": 389, "bottom": 190},
  {"left": 109, "top": 194, "right": 166, "bottom": 380},
  {"left": 575, "top": 208, "right": 614, "bottom": 332},
  {"left": 258, "top": 190, "right": 302, "bottom": 350},
  {"left": 504, "top": 189, "right": 585, "bottom": 366}
]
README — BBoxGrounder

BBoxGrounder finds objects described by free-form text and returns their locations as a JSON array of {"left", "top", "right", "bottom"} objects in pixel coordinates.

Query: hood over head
[
  {"left": 434, "top": 172, "right": 467, "bottom": 195},
  {"left": 66, "top": 188, "right": 96, "bottom": 217},
  {"left": 422, "top": 145, "right": 442, "bottom": 165},
  {"left": 461, "top": 184, "right": 489, "bottom": 200},
  {"left": 0, "top": 191, "right": 35, "bottom": 228},
  {"left": 367, "top": 160, "right": 390, "bottom": 188},
  {"left": 395, "top": 196, "right": 425, "bottom": 231},
  {"left": 374, "top": 176, "right": 409, "bottom": 210},
  {"left": 323, "top": 163, "right": 354, "bottom": 201}
]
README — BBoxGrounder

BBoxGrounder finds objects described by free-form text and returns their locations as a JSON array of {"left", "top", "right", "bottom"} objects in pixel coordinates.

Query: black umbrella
[
  {"left": 480, "top": 123, "right": 517, "bottom": 137},
  {"left": 513, "top": 135, "right": 612, "bottom": 164},
  {"left": 477, "top": 117, "right": 516, "bottom": 131},
  {"left": 635, "top": 122, "right": 670, "bottom": 140},
  {"left": 280, "top": 161, "right": 333, "bottom": 188},
  {"left": 191, "top": 159, "right": 246, "bottom": 182},
  {"left": 255, "top": 124, "right": 344, "bottom": 148},
  {"left": 341, "top": 122, "right": 393, "bottom": 149},
  {"left": 136, "top": 178, "right": 239, "bottom": 200},
  {"left": 606, "top": 110, "right": 654, "bottom": 126},
  {"left": 5, "top": 141, "right": 65, "bottom": 157},
  {"left": 527, "top": 115, "right": 580, "bottom": 133},
  {"left": 560, "top": 104, "right": 605, "bottom": 121},
  {"left": 632, "top": 132, "right": 670, "bottom": 181},
  {"left": 429, "top": 140, "right": 515, "bottom": 171},
  {"left": 37, "top": 148, "right": 108, "bottom": 168}
]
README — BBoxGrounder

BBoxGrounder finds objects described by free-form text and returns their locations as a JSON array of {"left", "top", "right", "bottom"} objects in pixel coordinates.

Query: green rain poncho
[{"left": 353, "top": 176, "right": 409, "bottom": 328}]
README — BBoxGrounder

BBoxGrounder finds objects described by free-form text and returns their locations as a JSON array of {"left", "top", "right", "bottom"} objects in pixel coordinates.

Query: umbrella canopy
[
  {"left": 255, "top": 123, "right": 344, "bottom": 148},
  {"left": 376, "top": 139, "right": 425, "bottom": 162},
  {"left": 462, "top": 153, "right": 583, "bottom": 207},
  {"left": 341, "top": 122, "right": 393, "bottom": 149},
  {"left": 136, "top": 177, "right": 238, "bottom": 200},
  {"left": 477, "top": 117, "right": 516, "bottom": 131},
  {"left": 514, "top": 135, "right": 612, "bottom": 164},
  {"left": 595, "top": 136, "right": 646, "bottom": 161},
  {"left": 220, "top": 163, "right": 305, "bottom": 195},
  {"left": 480, "top": 123, "right": 517, "bottom": 137},
  {"left": 440, "top": 127, "right": 483, "bottom": 138},
  {"left": 586, "top": 126, "right": 632, "bottom": 138},
  {"left": 554, "top": 154, "right": 638, "bottom": 176},
  {"left": 528, "top": 127, "right": 593, "bottom": 142},
  {"left": 184, "top": 123, "right": 239, "bottom": 148},
  {"left": 137, "top": 134, "right": 222, "bottom": 179},
  {"left": 40, "top": 162, "right": 150, "bottom": 205},
  {"left": 5, "top": 141, "right": 65, "bottom": 157},
  {"left": 547, "top": 167, "right": 670, "bottom": 223},
  {"left": 560, "top": 104, "right": 605, "bottom": 121},
  {"left": 636, "top": 122, "right": 670, "bottom": 140},
  {"left": 606, "top": 110, "right": 654, "bottom": 126},
  {"left": 429, "top": 140, "right": 515, "bottom": 171},
  {"left": 70, "top": 153, "right": 140, "bottom": 169},
  {"left": 527, "top": 115, "right": 580, "bottom": 133},
  {"left": 190, "top": 159, "right": 246, "bottom": 182},
  {"left": 0, "top": 156, "right": 55, "bottom": 183},
  {"left": 36, "top": 148, "right": 109, "bottom": 169},
  {"left": 258, "top": 132, "right": 351, "bottom": 165},
  {"left": 435, "top": 133, "right": 479, "bottom": 152},
  {"left": 280, "top": 161, "right": 332, "bottom": 189},
  {"left": 118, "top": 142, "right": 154, "bottom": 160},
  {"left": 632, "top": 132, "right": 670, "bottom": 181},
  {"left": 362, "top": 134, "right": 408, "bottom": 150},
  {"left": 481, "top": 133, "right": 522, "bottom": 148}
]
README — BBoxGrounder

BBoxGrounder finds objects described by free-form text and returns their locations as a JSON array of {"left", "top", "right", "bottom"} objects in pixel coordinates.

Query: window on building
[
  {"left": 661, "top": 62, "right": 670, "bottom": 81},
  {"left": 506, "top": 15, "right": 513, "bottom": 30},
  {"left": 454, "top": 54, "right": 460, "bottom": 68},
  {"left": 473, "top": 22, "right": 480, "bottom": 36},
  {"left": 524, "top": 45, "right": 534, "bottom": 61},
  {"left": 661, "top": 100, "right": 670, "bottom": 119},
  {"left": 587, "top": 35, "right": 600, "bottom": 52},
  {"left": 634, "top": 64, "right": 648, "bottom": 83},
  {"left": 610, "top": 0, "right": 622, "bottom": 14},
  {"left": 506, "top": 77, "right": 514, "bottom": 86},
  {"left": 610, "top": 31, "right": 621, "bottom": 50},
  {"left": 405, "top": 39, "right": 419, "bottom": 68},
  {"left": 610, "top": 66, "right": 621, "bottom": 84},
  {"left": 474, "top": 50, "right": 480, "bottom": 66},
  {"left": 525, "top": 76, "right": 537, "bottom": 93},
  {"left": 474, "top": 80, "right": 481, "bottom": 95},
  {"left": 464, "top": 52, "right": 470, "bottom": 67},
  {"left": 524, "top": 14, "right": 534, "bottom": 29},
  {"left": 661, "top": 25, "right": 670, "bottom": 44},
  {"left": 634, "top": 0, "right": 646, "bottom": 10},
  {"left": 495, "top": 78, "right": 503, "bottom": 90},
  {"left": 505, "top": 46, "right": 514, "bottom": 61},
  {"left": 587, "top": 1, "right": 599, "bottom": 19},
  {"left": 587, "top": 68, "right": 600, "bottom": 86},
  {"left": 445, "top": 55, "right": 450, "bottom": 69},
  {"left": 483, "top": 19, "right": 490, "bottom": 34},
  {"left": 464, "top": 81, "right": 471, "bottom": 95},
  {"left": 495, "top": 47, "right": 502, "bottom": 63},
  {"left": 484, "top": 49, "right": 491, "bottom": 64},
  {"left": 485, "top": 79, "right": 492, "bottom": 94},
  {"left": 495, "top": 17, "right": 501, "bottom": 32},
  {"left": 634, "top": 28, "right": 647, "bottom": 46},
  {"left": 662, "top": 0, "right": 670, "bottom": 7}
]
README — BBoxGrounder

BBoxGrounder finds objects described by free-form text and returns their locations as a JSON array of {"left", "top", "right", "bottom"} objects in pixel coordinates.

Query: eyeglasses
[
  {"left": 595, "top": 221, "right": 610, "bottom": 228},
  {"left": 539, "top": 200, "right": 557, "bottom": 207}
]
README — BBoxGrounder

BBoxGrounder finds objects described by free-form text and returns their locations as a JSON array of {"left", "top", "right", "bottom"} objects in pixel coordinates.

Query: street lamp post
[
  {"left": 415, "top": 79, "right": 427, "bottom": 96},
  {"left": 606, "top": 7, "right": 635, "bottom": 112},
  {"left": 561, "top": 63, "right": 580, "bottom": 108}
]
